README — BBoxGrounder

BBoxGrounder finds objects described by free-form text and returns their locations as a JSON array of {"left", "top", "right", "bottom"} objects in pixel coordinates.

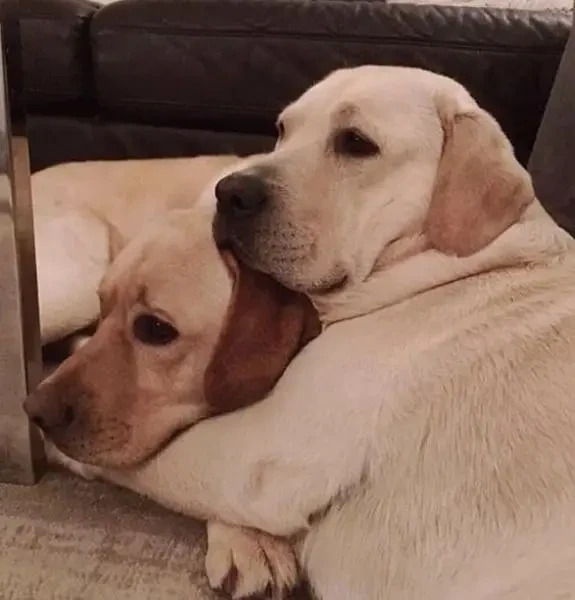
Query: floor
[{"left": 0, "top": 468, "right": 311, "bottom": 600}]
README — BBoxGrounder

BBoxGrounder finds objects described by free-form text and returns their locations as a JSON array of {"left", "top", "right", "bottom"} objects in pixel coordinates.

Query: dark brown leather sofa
[{"left": 5, "top": 0, "right": 572, "bottom": 178}]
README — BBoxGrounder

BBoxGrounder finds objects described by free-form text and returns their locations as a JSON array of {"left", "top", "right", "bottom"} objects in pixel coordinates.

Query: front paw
[{"left": 205, "top": 521, "right": 298, "bottom": 599}]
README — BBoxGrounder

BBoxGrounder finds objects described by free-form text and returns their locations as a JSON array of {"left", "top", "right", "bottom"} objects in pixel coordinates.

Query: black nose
[{"left": 215, "top": 172, "right": 269, "bottom": 218}]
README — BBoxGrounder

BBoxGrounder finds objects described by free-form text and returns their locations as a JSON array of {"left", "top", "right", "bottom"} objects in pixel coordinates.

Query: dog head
[
  {"left": 213, "top": 65, "right": 534, "bottom": 295},
  {"left": 24, "top": 205, "right": 320, "bottom": 467}
]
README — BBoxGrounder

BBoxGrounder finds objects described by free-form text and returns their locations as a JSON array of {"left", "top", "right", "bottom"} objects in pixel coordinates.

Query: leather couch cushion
[
  {"left": 1, "top": 0, "right": 98, "bottom": 109},
  {"left": 28, "top": 115, "right": 273, "bottom": 173},
  {"left": 92, "top": 0, "right": 571, "bottom": 164}
]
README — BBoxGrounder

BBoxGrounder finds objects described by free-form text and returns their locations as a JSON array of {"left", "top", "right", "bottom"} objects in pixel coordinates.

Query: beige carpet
[{"left": 0, "top": 468, "right": 311, "bottom": 600}]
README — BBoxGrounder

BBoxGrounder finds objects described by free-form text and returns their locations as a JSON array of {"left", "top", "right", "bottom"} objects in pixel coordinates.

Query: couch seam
[{"left": 91, "top": 28, "right": 568, "bottom": 54}]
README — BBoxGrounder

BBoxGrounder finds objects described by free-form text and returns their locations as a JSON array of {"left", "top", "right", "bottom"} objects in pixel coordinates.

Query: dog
[
  {"left": 30, "top": 199, "right": 320, "bottom": 597},
  {"left": 33, "top": 154, "right": 240, "bottom": 344},
  {"left": 33, "top": 155, "right": 320, "bottom": 597},
  {"left": 28, "top": 64, "right": 575, "bottom": 599}
]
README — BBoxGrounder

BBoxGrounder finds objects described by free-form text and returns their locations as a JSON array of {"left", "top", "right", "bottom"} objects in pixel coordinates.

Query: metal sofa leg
[{"left": 0, "top": 20, "right": 45, "bottom": 484}]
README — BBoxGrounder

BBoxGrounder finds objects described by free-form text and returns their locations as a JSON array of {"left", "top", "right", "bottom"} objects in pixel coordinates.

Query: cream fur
[
  {"left": 33, "top": 155, "right": 239, "bottom": 344},
  {"left": 37, "top": 67, "right": 575, "bottom": 599},
  {"left": 34, "top": 154, "right": 299, "bottom": 598},
  {"left": 73, "top": 67, "right": 575, "bottom": 600}
]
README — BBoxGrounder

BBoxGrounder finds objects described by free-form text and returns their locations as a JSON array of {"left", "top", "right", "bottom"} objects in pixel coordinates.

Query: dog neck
[{"left": 312, "top": 201, "right": 575, "bottom": 326}]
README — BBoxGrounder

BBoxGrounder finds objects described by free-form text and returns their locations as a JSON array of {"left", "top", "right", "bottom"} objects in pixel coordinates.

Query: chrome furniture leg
[{"left": 0, "top": 19, "right": 45, "bottom": 484}]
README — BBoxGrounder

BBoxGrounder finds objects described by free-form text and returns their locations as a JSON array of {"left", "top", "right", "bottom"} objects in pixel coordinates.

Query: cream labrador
[
  {"left": 33, "top": 154, "right": 240, "bottom": 344},
  {"left": 30, "top": 199, "right": 320, "bottom": 597},
  {"left": 30, "top": 65, "right": 575, "bottom": 599},
  {"left": 33, "top": 155, "right": 319, "bottom": 598}
]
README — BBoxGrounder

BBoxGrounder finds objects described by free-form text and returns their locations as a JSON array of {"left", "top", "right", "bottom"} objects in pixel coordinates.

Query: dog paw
[{"left": 205, "top": 521, "right": 298, "bottom": 599}]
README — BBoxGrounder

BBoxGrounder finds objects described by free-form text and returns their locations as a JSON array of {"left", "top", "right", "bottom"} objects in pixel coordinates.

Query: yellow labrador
[
  {"left": 32, "top": 155, "right": 319, "bottom": 597},
  {"left": 33, "top": 155, "right": 239, "bottom": 344},
  {"left": 28, "top": 201, "right": 319, "bottom": 597},
  {"left": 31, "top": 65, "right": 575, "bottom": 599}
]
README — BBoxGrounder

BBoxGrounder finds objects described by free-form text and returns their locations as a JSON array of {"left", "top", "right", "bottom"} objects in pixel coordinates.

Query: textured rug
[{"left": 0, "top": 468, "right": 311, "bottom": 600}]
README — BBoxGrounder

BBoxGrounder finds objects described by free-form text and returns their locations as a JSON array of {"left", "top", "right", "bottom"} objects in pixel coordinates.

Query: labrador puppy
[
  {"left": 28, "top": 201, "right": 320, "bottom": 597},
  {"left": 29, "top": 65, "right": 575, "bottom": 599}
]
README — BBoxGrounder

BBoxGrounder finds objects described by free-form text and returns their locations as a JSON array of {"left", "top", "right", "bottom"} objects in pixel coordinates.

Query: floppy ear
[
  {"left": 425, "top": 106, "right": 535, "bottom": 257},
  {"left": 203, "top": 253, "right": 321, "bottom": 415}
]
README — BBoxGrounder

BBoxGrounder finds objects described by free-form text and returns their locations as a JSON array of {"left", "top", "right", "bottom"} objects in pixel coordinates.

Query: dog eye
[
  {"left": 132, "top": 314, "right": 179, "bottom": 346},
  {"left": 333, "top": 128, "right": 379, "bottom": 158}
]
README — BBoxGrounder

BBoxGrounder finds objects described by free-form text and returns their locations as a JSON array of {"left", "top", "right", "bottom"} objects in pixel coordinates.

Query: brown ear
[
  {"left": 203, "top": 252, "right": 321, "bottom": 415},
  {"left": 425, "top": 108, "right": 534, "bottom": 257}
]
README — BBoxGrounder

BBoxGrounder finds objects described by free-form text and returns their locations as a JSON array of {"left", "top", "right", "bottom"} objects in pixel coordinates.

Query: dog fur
[
  {"left": 31, "top": 155, "right": 317, "bottom": 598},
  {"left": 30, "top": 66, "right": 575, "bottom": 599}
]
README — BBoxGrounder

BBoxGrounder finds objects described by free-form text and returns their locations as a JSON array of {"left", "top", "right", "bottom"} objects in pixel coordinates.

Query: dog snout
[
  {"left": 24, "top": 388, "right": 77, "bottom": 434},
  {"left": 24, "top": 392, "right": 76, "bottom": 434},
  {"left": 215, "top": 172, "right": 269, "bottom": 219}
]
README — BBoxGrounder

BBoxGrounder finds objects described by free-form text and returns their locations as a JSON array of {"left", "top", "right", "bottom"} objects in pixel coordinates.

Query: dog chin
[
  {"left": 67, "top": 444, "right": 153, "bottom": 470},
  {"left": 240, "top": 251, "right": 350, "bottom": 296},
  {"left": 212, "top": 228, "right": 349, "bottom": 295},
  {"left": 47, "top": 431, "right": 166, "bottom": 469},
  {"left": 306, "top": 274, "right": 350, "bottom": 295}
]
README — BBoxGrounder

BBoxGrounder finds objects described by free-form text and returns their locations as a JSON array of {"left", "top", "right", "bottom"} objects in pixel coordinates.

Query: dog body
[
  {"left": 84, "top": 240, "right": 575, "bottom": 599},
  {"left": 33, "top": 155, "right": 239, "bottom": 344},
  {"left": 302, "top": 251, "right": 575, "bottom": 600},
  {"left": 29, "top": 66, "right": 575, "bottom": 599}
]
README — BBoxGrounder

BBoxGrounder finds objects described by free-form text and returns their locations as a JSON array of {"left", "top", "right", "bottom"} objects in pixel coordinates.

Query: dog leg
[
  {"left": 49, "top": 442, "right": 299, "bottom": 598},
  {"left": 205, "top": 521, "right": 298, "bottom": 600},
  {"left": 99, "top": 366, "right": 370, "bottom": 539}
]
